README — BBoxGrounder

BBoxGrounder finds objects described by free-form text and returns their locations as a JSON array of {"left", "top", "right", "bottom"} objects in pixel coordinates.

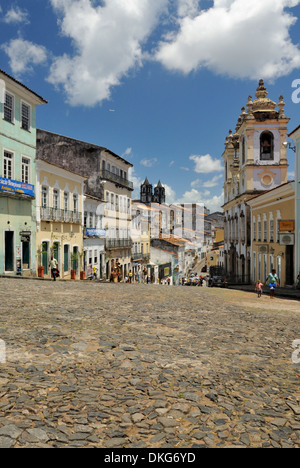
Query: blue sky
[{"left": 1, "top": 0, "right": 300, "bottom": 211}]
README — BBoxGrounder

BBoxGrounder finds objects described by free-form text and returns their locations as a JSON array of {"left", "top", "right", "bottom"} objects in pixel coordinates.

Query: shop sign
[
  {"left": 85, "top": 229, "right": 106, "bottom": 238},
  {"left": 278, "top": 220, "right": 295, "bottom": 232},
  {"left": 0, "top": 177, "right": 35, "bottom": 197}
]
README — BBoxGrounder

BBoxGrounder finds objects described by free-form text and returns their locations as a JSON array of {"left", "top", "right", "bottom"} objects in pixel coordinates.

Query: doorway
[
  {"left": 285, "top": 245, "right": 294, "bottom": 286},
  {"left": 5, "top": 231, "right": 14, "bottom": 272},
  {"left": 42, "top": 241, "right": 49, "bottom": 275}
]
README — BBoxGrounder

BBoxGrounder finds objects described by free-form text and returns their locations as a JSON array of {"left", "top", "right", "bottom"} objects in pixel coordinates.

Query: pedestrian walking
[
  {"left": 264, "top": 269, "right": 280, "bottom": 299},
  {"left": 128, "top": 270, "right": 133, "bottom": 283},
  {"left": 255, "top": 279, "right": 263, "bottom": 298},
  {"left": 296, "top": 272, "right": 300, "bottom": 289},
  {"left": 50, "top": 256, "right": 58, "bottom": 281}
]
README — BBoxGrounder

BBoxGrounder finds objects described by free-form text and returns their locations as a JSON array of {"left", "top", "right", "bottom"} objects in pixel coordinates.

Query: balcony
[
  {"left": 100, "top": 169, "right": 133, "bottom": 190},
  {"left": 40, "top": 207, "right": 82, "bottom": 224},
  {"left": 132, "top": 252, "right": 142, "bottom": 261},
  {"left": 106, "top": 238, "right": 132, "bottom": 249}
]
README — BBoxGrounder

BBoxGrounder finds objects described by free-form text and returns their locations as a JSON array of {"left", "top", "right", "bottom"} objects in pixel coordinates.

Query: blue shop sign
[
  {"left": 0, "top": 177, "right": 35, "bottom": 198},
  {"left": 86, "top": 228, "right": 106, "bottom": 238}
]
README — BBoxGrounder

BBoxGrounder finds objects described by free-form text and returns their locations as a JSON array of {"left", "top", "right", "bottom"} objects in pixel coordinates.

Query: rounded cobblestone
[{"left": 0, "top": 278, "right": 299, "bottom": 448}]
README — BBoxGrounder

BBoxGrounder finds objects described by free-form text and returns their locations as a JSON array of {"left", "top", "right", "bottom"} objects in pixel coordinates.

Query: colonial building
[
  {"left": 222, "top": 79, "right": 289, "bottom": 283},
  {"left": 289, "top": 125, "right": 300, "bottom": 284},
  {"left": 37, "top": 129, "right": 133, "bottom": 281},
  {"left": 36, "top": 159, "right": 86, "bottom": 279},
  {"left": 83, "top": 195, "right": 106, "bottom": 279},
  {"left": 131, "top": 202, "right": 151, "bottom": 281},
  {"left": 0, "top": 70, "right": 47, "bottom": 276},
  {"left": 247, "top": 182, "right": 295, "bottom": 287}
]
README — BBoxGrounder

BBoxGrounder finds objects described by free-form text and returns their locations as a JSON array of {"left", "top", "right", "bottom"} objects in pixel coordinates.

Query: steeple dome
[{"left": 252, "top": 79, "right": 277, "bottom": 113}]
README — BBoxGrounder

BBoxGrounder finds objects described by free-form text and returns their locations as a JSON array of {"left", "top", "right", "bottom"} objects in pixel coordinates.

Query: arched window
[{"left": 260, "top": 131, "right": 274, "bottom": 161}]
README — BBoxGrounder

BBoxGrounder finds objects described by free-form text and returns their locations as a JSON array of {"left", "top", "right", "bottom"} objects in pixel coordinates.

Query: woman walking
[{"left": 264, "top": 269, "right": 280, "bottom": 299}]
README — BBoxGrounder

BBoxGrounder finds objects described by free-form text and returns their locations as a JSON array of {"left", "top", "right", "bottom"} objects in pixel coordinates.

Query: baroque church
[
  {"left": 140, "top": 178, "right": 166, "bottom": 205},
  {"left": 222, "top": 79, "right": 289, "bottom": 283}
]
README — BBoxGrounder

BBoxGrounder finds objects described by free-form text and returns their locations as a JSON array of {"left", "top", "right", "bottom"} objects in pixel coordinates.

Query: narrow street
[{"left": 0, "top": 278, "right": 299, "bottom": 448}]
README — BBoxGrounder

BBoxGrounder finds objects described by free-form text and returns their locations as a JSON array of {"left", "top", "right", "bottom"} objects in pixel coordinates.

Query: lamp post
[{"left": 283, "top": 141, "right": 296, "bottom": 153}]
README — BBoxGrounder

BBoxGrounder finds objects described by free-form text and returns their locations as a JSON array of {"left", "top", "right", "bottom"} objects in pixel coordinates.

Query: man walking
[{"left": 50, "top": 256, "right": 58, "bottom": 281}]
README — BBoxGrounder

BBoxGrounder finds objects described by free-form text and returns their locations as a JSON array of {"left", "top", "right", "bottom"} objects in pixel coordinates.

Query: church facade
[
  {"left": 140, "top": 178, "right": 166, "bottom": 205},
  {"left": 222, "top": 80, "right": 289, "bottom": 283}
]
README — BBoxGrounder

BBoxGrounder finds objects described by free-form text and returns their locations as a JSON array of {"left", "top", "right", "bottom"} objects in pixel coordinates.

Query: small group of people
[{"left": 255, "top": 269, "right": 280, "bottom": 299}]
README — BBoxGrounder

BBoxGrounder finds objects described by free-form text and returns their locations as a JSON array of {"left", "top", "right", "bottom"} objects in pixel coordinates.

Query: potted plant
[
  {"left": 78, "top": 250, "right": 85, "bottom": 280},
  {"left": 37, "top": 247, "right": 46, "bottom": 278},
  {"left": 71, "top": 251, "right": 79, "bottom": 280}
]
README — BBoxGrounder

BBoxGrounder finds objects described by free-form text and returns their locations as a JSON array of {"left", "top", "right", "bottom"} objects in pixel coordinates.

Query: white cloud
[
  {"left": 48, "top": 0, "right": 168, "bottom": 106},
  {"left": 175, "top": 189, "right": 224, "bottom": 212},
  {"left": 190, "top": 154, "right": 223, "bottom": 174},
  {"left": 128, "top": 167, "right": 144, "bottom": 200},
  {"left": 2, "top": 39, "right": 47, "bottom": 76},
  {"left": 3, "top": 7, "right": 29, "bottom": 24},
  {"left": 140, "top": 158, "right": 158, "bottom": 167},
  {"left": 287, "top": 170, "right": 295, "bottom": 180},
  {"left": 163, "top": 183, "right": 177, "bottom": 204},
  {"left": 155, "top": 0, "right": 300, "bottom": 80},
  {"left": 177, "top": 0, "right": 201, "bottom": 18},
  {"left": 122, "top": 147, "right": 133, "bottom": 158},
  {"left": 203, "top": 174, "right": 223, "bottom": 187}
]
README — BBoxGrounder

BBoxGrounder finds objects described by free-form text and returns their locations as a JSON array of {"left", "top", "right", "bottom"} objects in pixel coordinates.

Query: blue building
[{"left": 0, "top": 70, "right": 47, "bottom": 275}]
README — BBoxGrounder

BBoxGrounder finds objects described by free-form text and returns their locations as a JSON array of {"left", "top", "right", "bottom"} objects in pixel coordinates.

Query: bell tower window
[{"left": 260, "top": 131, "right": 274, "bottom": 161}]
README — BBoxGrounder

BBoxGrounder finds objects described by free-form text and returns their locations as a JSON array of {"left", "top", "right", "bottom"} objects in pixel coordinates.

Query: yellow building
[
  {"left": 36, "top": 159, "right": 86, "bottom": 279},
  {"left": 222, "top": 80, "right": 289, "bottom": 283},
  {"left": 247, "top": 181, "right": 295, "bottom": 287}
]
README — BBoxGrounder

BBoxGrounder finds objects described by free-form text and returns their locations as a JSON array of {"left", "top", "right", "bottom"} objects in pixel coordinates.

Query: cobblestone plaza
[{"left": 0, "top": 278, "right": 299, "bottom": 448}]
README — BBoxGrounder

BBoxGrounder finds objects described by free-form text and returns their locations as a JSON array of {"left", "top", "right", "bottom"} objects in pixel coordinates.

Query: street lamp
[{"left": 283, "top": 141, "right": 296, "bottom": 152}]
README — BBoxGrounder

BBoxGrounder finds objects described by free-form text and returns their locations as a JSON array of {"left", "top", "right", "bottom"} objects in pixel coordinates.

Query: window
[
  {"left": 21, "top": 157, "right": 30, "bottom": 183},
  {"left": 89, "top": 212, "right": 94, "bottom": 229},
  {"left": 241, "top": 136, "right": 246, "bottom": 165},
  {"left": 64, "top": 192, "right": 69, "bottom": 211},
  {"left": 84, "top": 212, "right": 87, "bottom": 228},
  {"left": 3, "top": 151, "right": 13, "bottom": 179},
  {"left": 269, "top": 219, "right": 274, "bottom": 242},
  {"left": 53, "top": 189, "right": 59, "bottom": 210},
  {"left": 260, "top": 131, "right": 274, "bottom": 161},
  {"left": 258, "top": 218, "right": 261, "bottom": 241},
  {"left": 42, "top": 187, "right": 49, "bottom": 208},
  {"left": 263, "top": 218, "right": 267, "bottom": 242},
  {"left": 73, "top": 194, "right": 78, "bottom": 212},
  {"left": 4, "top": 93, "right": 14, "bottom": 123},
  {"left": 21, "top": 102, "right": 31, "bottom": 131}
]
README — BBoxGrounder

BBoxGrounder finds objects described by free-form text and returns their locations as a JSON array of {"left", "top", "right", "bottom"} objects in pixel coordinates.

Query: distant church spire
[{"left": 140, "top": 178, "right": 166, "bottom": 204}]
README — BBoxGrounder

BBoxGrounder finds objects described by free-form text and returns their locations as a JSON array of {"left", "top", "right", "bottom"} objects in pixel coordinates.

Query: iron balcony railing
[
  {"left": 100, "top": 169, "right": 133, "bottom": 190},
  {"left": 40, "top": 207, "right": 82, "bottom": 224},
  {"left": 106, "top": 238, "right": 132, "bottom": 249},
  {"left": 131, "top": 253, "right": 150, "bottom": 262}
]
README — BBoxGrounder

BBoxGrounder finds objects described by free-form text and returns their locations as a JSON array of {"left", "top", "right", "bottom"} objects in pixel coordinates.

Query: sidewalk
[{"left": 229, "top": 284, "right": 300, "bottom": 301}]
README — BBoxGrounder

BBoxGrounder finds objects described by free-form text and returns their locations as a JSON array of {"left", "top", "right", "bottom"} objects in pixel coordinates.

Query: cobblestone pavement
[{"left": 0, "top": 278, "right": 299, "bottom": 448}]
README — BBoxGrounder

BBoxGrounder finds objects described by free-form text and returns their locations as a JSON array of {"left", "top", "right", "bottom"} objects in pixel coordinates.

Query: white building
[{"left": 83, "top": 194, "right": 106, "bottom": 279}]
